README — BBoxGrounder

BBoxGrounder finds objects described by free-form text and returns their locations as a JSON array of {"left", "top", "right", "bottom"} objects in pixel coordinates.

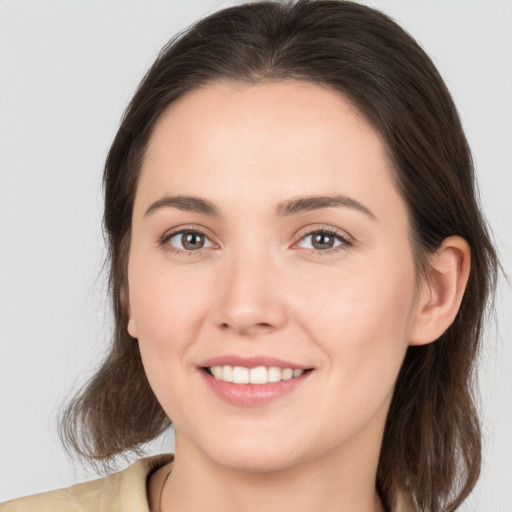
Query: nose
[{"left": 212, "top": 251, "right": 288, "bottom": 336}]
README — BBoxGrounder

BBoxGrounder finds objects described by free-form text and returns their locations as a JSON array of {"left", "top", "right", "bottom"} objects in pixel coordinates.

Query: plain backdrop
[{"left": 1, "top": 0, "right": 511, "bottom": 509}]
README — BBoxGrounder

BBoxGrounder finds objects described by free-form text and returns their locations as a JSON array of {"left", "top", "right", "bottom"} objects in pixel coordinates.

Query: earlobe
[
  {"left": 128, "top": 316, "right": 138, "bottom": 339},
  {"left": 409, "top": 236, "right": 471, "bottom": 346},
  {"left": 121, "top": 286, "right": 138, "bottom": 339}
]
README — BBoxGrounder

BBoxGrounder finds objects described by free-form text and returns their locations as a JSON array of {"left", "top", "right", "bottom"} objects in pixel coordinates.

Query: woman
[{"left": 1, "top": 1, "right": 498, "bottom": 511}]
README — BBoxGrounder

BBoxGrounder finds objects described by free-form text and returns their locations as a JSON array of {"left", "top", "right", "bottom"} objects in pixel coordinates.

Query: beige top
[
  {"left": 1, "top": 453, "right": 410, "bottom": 511},
  {"left": 0, "top": 454, "right": 173, "bottom": 512}
]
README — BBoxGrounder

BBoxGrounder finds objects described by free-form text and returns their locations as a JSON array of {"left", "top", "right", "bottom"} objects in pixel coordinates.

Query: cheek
[
  {"left": 129, "top": 258, "right": 211, "bottom": 343},
  {"left": 127, "top": 257, "right": 215, "bottom": 403},
  {"left": 290, "top": 262, "right": 416, "bottom": 440},
  {"left": 298, "top": 259, "right": 416, "bottom": 376},
  {"left": 127, "top": 266, "right": 215, "bottom": 431}
]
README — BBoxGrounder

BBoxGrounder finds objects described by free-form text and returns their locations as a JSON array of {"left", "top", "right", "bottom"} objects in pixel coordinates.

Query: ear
[
  {"left": 127, "top": 316, "right": 138, "bottom": 339},
  {"left": 409, "top": 236, "right": 471, "bottom": 346},
  {"left": 121, "top": 286, "right": 138, "bottom": 339}
]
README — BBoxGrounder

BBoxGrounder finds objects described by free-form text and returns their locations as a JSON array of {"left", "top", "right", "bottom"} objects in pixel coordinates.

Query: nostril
[{"left": 218, "top": 321, "right": 275, "bottom": 334}]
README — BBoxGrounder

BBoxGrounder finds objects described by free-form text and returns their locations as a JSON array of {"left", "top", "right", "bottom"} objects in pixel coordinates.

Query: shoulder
[{"left": 0, "top": 454, "right": 173, "bottom": 512}]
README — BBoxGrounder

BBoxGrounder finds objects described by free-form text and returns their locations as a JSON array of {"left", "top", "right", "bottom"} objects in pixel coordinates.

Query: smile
[
  {"left": 199, "top": 357, "right": 313, "bottom": 407},
  {"left": 207, "top": 365, "right": 305, "bottom": 384}
]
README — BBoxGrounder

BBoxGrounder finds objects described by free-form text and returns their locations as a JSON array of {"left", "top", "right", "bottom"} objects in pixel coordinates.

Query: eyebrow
[
  {"left": 145, "top": 195, "right": 221, "bottom": 217},
  {"left": 276, "top": 195, "right": 376, "bottom": 219},
  {"left": 144, "top": 194, "right": 375, "bottom": 219}
]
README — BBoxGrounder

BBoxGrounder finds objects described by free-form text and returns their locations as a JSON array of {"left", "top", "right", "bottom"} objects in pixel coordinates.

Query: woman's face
[{"left": 128, "top": 80, "right": 423, "bottom": 472}]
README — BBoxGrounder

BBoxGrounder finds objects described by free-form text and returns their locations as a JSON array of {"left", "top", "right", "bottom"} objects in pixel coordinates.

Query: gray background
[{"left": 1, "top": 0, "right": 511, "bottom": 509}]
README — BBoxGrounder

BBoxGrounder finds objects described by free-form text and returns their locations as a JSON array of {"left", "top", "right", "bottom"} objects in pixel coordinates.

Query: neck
[{"left": 161, "top": 431, "right": 386, "bottom": 512}]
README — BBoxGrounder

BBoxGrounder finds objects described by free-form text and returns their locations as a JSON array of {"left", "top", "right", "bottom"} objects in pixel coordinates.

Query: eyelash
[
  {"left": 294, "top": 227, "right": 352, "bottom": 255},
  {"left": 160, "top": 225, "right": 352, "bottom": 257},
  {"left": 160, "top": 225, "right": 216, "bottom": 257}
]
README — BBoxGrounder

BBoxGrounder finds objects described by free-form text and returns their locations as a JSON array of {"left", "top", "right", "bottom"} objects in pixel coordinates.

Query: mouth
[
  {"left": 198, "top": 357, "right": 314, "bottom": 407},
  {"left": 202, "top": 365, "right": 312, "bottom": 384}
]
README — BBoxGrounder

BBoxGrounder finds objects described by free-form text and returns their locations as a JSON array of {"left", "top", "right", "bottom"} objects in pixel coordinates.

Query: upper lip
[{"left": 199, "top": 355, "right": 310, "bottom": 370}]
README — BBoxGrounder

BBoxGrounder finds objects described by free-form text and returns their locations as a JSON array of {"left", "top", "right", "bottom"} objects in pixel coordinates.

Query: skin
[{"left": 127, "top": 80, "right": 470, "bottom": 512}]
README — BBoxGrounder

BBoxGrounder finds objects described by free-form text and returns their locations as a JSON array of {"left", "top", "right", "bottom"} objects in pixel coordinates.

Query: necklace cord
[{"left": 158, "top": 467, "right": 173, "bottom": 512}]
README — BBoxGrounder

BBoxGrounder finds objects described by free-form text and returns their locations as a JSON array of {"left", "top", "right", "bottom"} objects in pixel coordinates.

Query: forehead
[
  {"left": 136, "top": 79, "right": 404, "bottom": 223},
  {"left": 145, "top": 79, "right": 380, "bottom": 172}
]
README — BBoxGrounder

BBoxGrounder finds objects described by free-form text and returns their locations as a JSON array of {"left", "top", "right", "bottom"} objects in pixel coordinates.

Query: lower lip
[{"left": 199, "top": 369, "right": 311, "bottom": 407}]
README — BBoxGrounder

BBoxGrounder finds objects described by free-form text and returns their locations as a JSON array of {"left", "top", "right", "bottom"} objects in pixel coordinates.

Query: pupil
[
  {"left": 183, "top": 233, "right": 204, "bottom": 250},
  {"left": 313, "top": 233, "right": 334, "bottom": 250}
]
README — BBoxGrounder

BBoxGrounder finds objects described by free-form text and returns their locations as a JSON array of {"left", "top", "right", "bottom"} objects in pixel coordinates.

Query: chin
[
  {"left": 213, "top": 447, "right": 299, "bottom": 474},
  {"left": 191, "top": 429, "right": 304, "bottom": 474}
]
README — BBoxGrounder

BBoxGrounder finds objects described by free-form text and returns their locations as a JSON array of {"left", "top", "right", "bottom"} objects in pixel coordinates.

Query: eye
[
  {"left": 296, "top": 229, "right": 350, "bottom": 252},
  {"left": 165, "top": 230, "right": 214, "bottom": 252}
]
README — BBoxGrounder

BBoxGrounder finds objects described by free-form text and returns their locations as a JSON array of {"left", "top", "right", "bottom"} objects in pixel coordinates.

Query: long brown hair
[{"left": 59, "top": 1, "right": 498, "bottom": 510}]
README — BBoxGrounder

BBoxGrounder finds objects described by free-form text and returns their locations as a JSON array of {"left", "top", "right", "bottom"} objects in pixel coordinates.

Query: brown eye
[
  {"left": 182, "top": 232, "right": 205, "bottom": 250},
  {"left": 311, "top": 232, "right": 336, "bottom": 250},
  {"left": 296, "top": 230, "right": 349, "bottom": 252},
  {"left": 166, "top": 231, "right": 212, "bottom": 251}
]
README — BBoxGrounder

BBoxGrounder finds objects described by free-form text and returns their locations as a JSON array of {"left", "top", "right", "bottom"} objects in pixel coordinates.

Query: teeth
[
  {"left": 268, "top": 366, "right": 281, "bottom": 383},
  {"left": 211, "top": 366, "right": 223, "bottom": 379},
  {"left": 222, "top": 365, "right": 233, "bottom": 382},
  {"left": 232, "top": 366, "right": 249, "bottom": 384},
  {"left": 249, "top": 366, "right": 267, "bottom": 384},
  {"left": 282, "top": 368, "right": 294, "bottom": 380},
  {"left": 209, "top": 365, "right": 305, "bottom": 384}
]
